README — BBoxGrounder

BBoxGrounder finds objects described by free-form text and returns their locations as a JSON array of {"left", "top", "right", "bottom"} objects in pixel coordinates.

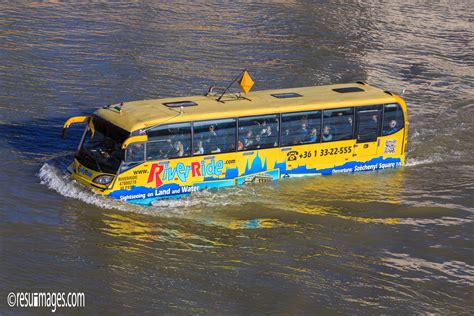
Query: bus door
[{"left": 353, "top": 105, "right": 382, "bottom": 159}]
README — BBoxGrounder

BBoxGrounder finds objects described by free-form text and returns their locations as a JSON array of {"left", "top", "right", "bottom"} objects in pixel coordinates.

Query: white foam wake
[
  {"left": 38, "top": 162, "right": 133, "bottom": 211},
  {"left": 37, "top": 160, "right": 255, "bottom": 217},
  {"left": 405, "top": 156, "right": 443, "bottom": 167}
]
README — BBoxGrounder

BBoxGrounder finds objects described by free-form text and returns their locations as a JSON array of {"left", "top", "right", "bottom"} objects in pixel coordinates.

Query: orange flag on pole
[{"left": 239, "top": 70, "right": 254, "bottom": 94}]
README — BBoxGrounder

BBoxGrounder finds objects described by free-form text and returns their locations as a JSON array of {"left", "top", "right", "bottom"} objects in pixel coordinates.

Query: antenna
[{"left": 401, "top": 88, "right": 406, "bottom": 96}]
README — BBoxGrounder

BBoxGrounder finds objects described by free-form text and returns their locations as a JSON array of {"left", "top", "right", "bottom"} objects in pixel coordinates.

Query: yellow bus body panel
[
  {"left": 99, "top": 129, "right": 405, "bottom": 204},
  {"left": 66, "top": 83, "right": 408, "bottom": 204}
]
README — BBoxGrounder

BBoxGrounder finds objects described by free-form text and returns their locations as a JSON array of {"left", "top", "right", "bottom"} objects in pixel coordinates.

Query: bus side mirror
[
  {"left": 122, "top": 135, "right": 148, "bottom": 149},
  {"left": 62, "top": 116, "right": 90, "bottom": 139}
]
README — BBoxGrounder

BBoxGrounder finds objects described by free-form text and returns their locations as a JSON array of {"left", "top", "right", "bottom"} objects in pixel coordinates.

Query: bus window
[
  {"left": 146, "top": 123, "right": 191, "bottom": 160},
  {"left": 193, "top": 119, "right": 236, "bottom": 155},
  {"left": 76, "top": 116, "right": 128, "bottom": 174},
  {"left": 238, "top": 114, "right": 278, "bottom": 151},
  {"left": 281, "top": 111, "right": 321, "bottom": 146},
  {"left": 355, "top": 105, "right": 381, "bottom": 143},
  {"left": 125, "top": 142, "right": 145, "bottom": 162},
  {"left": 120, "top": 142, "right": 145, "bottom": 172},
  {"left": 322, "top": 108, "right": 354, "bottom": 142},
  {"left": 382, "top": 103, "right": 404, "bottom": 135}
]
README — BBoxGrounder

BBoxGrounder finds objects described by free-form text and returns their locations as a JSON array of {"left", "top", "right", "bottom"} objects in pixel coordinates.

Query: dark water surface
[{"left": 1, "top": 2, "right": 473, "bottom": 314}]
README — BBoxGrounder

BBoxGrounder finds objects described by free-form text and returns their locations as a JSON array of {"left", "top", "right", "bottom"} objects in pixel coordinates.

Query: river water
[{"left": 1, "top": 2, "right": 473, "bottom": 314}]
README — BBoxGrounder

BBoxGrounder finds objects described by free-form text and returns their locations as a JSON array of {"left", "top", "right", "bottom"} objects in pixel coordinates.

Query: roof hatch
[
  {"left": 163, "top": 101, "right": 198, "bottom": 108},
  {"left": 271, "top": 92, "right": 303, "bottom": 99},
  {"left": 332, "top": 87, "right": 365, "bottom": 93}
]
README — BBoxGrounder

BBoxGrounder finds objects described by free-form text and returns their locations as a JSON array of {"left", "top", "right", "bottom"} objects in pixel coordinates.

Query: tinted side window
[
  {"left": 238, "top": 115, "right": 279, "bottom": 151},
  {"left": 193, "top": 119, "right": 236, "bottom": 155},
  {"left": 322, "top": 108, "right": 354, "bottom": 142},
  {"left": 125, "top": 142, "right": 145, "bottom": 162},
  {"left": 146, "top": 123, "right": 191, "bottom": 160},
  {"left": 356, "top": 105, "right": 381, "bottom": 143},
  {"left": 383, "top": 103, "right": 405, "bottom": 136},
  {"left": 281, "top": 111, "right": 321, "bottom": 146},
  {"left": 121, "top": 142, "right": 145, "bottom": 172}
]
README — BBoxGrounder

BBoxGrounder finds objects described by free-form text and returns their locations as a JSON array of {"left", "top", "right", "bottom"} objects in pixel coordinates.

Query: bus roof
[{"left": 95, "top": 82, "right": 401, "bottom": 133}]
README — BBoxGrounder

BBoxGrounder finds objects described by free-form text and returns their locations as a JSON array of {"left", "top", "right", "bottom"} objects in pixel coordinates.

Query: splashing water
[{"left": 37, "top": 158, "right": 258, "bottom": 218}]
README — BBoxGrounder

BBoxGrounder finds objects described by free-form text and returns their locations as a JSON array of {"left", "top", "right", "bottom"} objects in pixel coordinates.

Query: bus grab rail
[
  {"left": 122, "top": 135, "right": 148, "bottom": 149},
  {"left": 62, "top": 116, "right": 90, "bottom": 139}
]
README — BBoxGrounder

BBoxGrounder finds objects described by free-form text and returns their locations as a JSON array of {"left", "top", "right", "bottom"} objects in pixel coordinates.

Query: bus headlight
[{"left": 93, "top": 175, "right": 114, "bottom": 185}]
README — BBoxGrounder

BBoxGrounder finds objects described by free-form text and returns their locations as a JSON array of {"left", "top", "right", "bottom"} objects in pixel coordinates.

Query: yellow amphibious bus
[{"left": 62, "top": 81, "right": 407, "bottom": 205}]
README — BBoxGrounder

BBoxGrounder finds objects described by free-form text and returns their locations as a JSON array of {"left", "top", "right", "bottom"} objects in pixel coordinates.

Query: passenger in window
[
  {"left": 281, "top": 128, "right": 292, "bottom": 146},
  {"left": 194, "top": 140, "right": 204, "bottom": 155},
  {"left": 242, "top": 130, "right": 254, "bottom": 149},
  {"left": 367, "top": 114, "right": 379, "bottom": 131},
  {"left": 348, "top": 116, "right": 353, "bottom": 127},
  {"left": 322, "top": 126, "right": 333, "bottom": 142},
  {"left": 99, "top": 137, "right": 117, "bottom": 159},
  {"left": 372, "top": 114, "right": 378, "bottom": 124},
  {"left": 126, "top": 143, "right": 144, "bottom": 162},
  {"left": 164, "top": 142, "right": 175, "bottom": 158},
  {"left": 204, "top": 124, "right": 218, "bottom": 149},
  {"left": 263, "top": 125, "right": 277, "bottom": 146},
  {"left": 174, "top": 141, "right": 184, "bottom": 157},
  {"left": 297, "top": 123, "right": 309, "bottom": 143},
  {"left": 208, "top": 124, "right": 217, "bottom": 136},
  {"left": 254, "top": 134, "right": 263, "bottom": 149},
  {"left": 257, "top": 120, "right": 268, "bottom": 135},
  {"left": 306, "top": 128, "right": 318, "bottom": 143},
  {"left": 301, "top": 115, "right": 308, "bottom": 123},
  {"left": 110, "top": 143, "right": 123, "bottom": 160},
  {"left": 338, "top": 114, "right": 353, "bottom": 139},
  {"left": 335, "top": 115, "right": 353, "bottom": 140},
  {"left": 384, "top": 120, "right": 398, "bottom": 135}
]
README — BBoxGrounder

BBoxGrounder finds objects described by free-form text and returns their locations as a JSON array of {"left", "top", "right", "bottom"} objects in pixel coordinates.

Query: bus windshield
[{"left": 76, "top": 117, "right": 129, "bottom": 174}]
